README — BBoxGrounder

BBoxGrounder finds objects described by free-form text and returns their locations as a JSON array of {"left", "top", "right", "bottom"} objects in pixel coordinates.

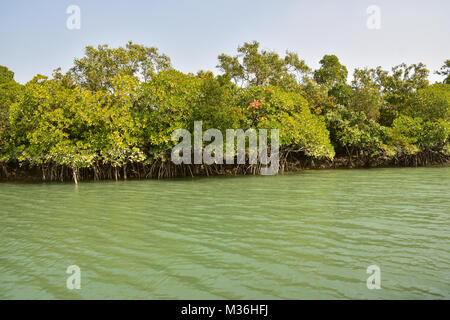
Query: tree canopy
[{"left": 0, "top": 42, "right": 448, "bottom": 182}]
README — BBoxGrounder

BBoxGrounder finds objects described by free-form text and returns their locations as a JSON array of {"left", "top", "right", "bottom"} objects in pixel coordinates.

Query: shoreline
[{"left": 2, "top": 152, "right": 449, "bottom": 183}]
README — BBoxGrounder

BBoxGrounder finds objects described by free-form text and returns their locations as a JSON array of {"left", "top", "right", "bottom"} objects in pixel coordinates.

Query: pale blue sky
[{"left": 1, "top": 0, "right": 449, "bottom": 84}]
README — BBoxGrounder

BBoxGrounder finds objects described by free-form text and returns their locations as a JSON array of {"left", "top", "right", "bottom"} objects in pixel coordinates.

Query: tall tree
[
  {"left": 435, "top": 60, "right": 450, "bottom": 84},
  {"left": 217, "top": 41, "right": 309, "bottom": 89},
  {"left": 350, "top": 68, "right": 384, "bottom": 120},
  {"left": 314, "top": 54, "right": 348, "bottom": 87},
  {"left": 69, "top": 41, "right": 171, "bottom": 92},
  {"left": 313, "top": 55, "right": 352, "bottom": 106},
  {"left": 0, "top": 66, "right": 22, "bottom": 159}
]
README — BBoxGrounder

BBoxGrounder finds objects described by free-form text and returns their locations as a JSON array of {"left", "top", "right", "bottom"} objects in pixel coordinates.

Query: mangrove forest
[{"left": 0, "top": 41, "right": 449, "bottom": 183}]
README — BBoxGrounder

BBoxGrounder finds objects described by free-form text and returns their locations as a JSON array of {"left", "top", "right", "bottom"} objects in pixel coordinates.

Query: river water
[{"left": 1, "top": 167, "right": 449, "bottom": 299}]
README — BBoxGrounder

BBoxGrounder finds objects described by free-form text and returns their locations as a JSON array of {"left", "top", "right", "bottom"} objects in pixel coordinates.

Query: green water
[{"left": 1, "top": 167, "right": 449, "bottom": 299}]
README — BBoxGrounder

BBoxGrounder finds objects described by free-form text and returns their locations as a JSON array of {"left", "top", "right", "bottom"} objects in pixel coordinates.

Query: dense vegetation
[{"left": 0, "top": 42, "right": 449, "bottom": 183}]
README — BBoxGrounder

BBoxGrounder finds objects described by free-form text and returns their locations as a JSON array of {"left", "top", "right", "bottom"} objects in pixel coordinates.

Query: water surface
[{"left": 1, "top": 167, "right": 449, "bottom": 299}]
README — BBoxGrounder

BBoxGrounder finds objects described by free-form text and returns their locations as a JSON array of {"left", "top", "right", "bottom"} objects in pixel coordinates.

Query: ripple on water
[{"left": 0, "top": 167, "right": 449, "bottom": 299}]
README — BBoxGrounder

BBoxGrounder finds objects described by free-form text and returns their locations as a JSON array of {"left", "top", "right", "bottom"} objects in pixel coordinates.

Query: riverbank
[{"left": 1, "top": 150, "right": 449, "bottom": 183}]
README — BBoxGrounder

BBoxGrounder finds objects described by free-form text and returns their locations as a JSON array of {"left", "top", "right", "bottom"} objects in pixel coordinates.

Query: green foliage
[
  {"left": 69, "top": 41, "right": 171, "bottom": 92},
  {"left": 217, "top": 41, "right": 309, "bottom": 89},
  {"left": 138, "top": 69, "right": 245, "bottom": 154},
  {"left": 1, "top": 42, "right": 449, "bottom": 179},
  {"left": 9, "top": 75, "right": 96, "bottom": 167},
  {"left": 350, "top": 68, "right": 384, "bottom": 120},
  {"left": 325, "top": 106, "right": 388, "bottom": 158},
  {"left": 298, "top": 78, "right": 336, "bottom": 115},
  {"left": 314, "top": 55, "right": 348, "bottom": 87},
  {"left": 8, "top": 72, "right": 144, "bottom": 169},
  {"left": 193, "top": 71, "right": 243, "bottom": 131},
  {"left": 400, "top": 83, "right": 450, "bottom": 121},
  {"left": 138, "top": 69, "right": 201, "bottom": 152},
  {"left": 239, "top": 86, "right": 335, "bottom": 158},
  {"left": 313, "top": 55, "right": 352, "bottom": 107},
  {"left": 435, "top": 60, "right": 450, "bottom": 84},
  {"left": 386, "top": 63, "right": 429, "bottom": 102},
  {"left": 388, "top": 115, "right": 450, "bottom": 155},
  {"left": 0, "top": 66, "right": 22, "bottom": 159},
  {"left": 387, "top": 116, "right": 423, "bottom": 155}
]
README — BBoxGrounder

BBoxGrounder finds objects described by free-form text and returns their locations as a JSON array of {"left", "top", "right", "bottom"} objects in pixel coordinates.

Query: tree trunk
[
  {"left": 72, "top": 168, "right": 78, "bottom": 185},
  {"left": 345, "top": 146, "right": 354, "bottom": 167}
]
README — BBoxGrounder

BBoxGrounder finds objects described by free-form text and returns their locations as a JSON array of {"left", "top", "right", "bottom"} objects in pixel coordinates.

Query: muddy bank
[{"left": 1, "top": 150, "right": 449, "bottom": 183}]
